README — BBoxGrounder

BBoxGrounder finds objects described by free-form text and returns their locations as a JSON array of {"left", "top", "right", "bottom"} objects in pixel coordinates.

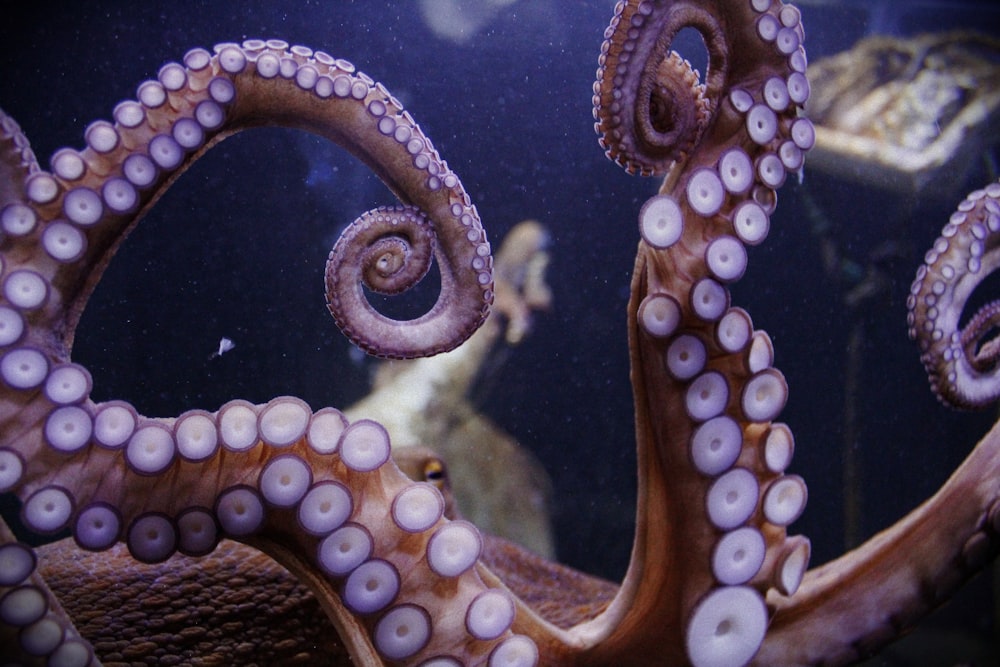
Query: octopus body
[{"left": 1, "top": 2, "right": 999, "bottom": 666}]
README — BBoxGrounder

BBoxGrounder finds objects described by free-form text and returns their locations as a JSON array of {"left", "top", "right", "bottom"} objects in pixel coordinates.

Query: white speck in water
[{"left": 209, "top": 337, "right": 236, "bottom": 360}]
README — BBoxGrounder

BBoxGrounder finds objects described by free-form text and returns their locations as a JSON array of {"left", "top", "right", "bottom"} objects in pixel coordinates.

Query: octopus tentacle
[
  {"left": 1, "top": 114, "right": 96, "bottom": 666},
  {"left": 908, "top": 180, "right": 1000, "bottom": 409},
  {"left": 595, "top": 39, "right": 711, "bottom": 176},
  {"left": 756, "top": 178, "right": 1000, "bottom": 663},
  {"left": 26, "top": 445, "right": 458, "bottom": 664},
  {"left": 4, "top": 388, "right": 537, "bottom": 665},
  {"left": 0, "top": 517, "right": 95, "bottom": 667},
  {"left": 5, "top": 4, "right": 998, "bottom": 666},
  {"left": 0, "top": 40, "right": 534, "bottom": 666},
  {"left": 757, "top": 184, "right": 1000, "bottom": 661},
  {"left": 574, "top": 1, "right": 814, "bottom": 665},
  {"left": 7, "top": 39, "right": 492, "bottom": 358},
  {"left": 757, "top": 419, "right": 1000, "bottom": 666},
  {"left": 325, "top": 203, "right": 461, "bottom": 358}
]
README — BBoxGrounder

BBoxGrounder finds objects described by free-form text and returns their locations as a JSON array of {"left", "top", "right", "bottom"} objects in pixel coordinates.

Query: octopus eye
[{"left": 423, "top": 458, "right": 447, "bottom": 489}]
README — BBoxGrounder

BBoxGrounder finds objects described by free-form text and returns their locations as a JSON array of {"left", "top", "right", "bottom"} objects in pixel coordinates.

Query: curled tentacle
[
  {"left": 584, "top": 2, "right": 814, "bottom": 666},
  {"left": 0, "top": 38, "right": 494, "bottom": 362},
  {"left": 326, "top": 198, "right": 493, "bottom": 360},
  {"left": 326, "top": 204, "right": 483, "bottom": 358},
  {"left": 908, "top": 180, "right": 1000, "bottom": 409},
  {"left": 348, "top": 207, "right": 434, "bottom": 296},
  {"left": 595, "top": 33, "right": 710, "bottom": 175},
  {"left": 963, "top": 303, "right": 1000, "bottom": 374},
  {"left": 0, "top": 40, "right": 518, "bottom": 665}
]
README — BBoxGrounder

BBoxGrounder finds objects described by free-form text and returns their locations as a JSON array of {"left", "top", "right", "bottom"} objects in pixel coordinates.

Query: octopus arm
[
  {"left": 757, "top": 418, "right": 1000, "bottom": 665},
  {"left": 0, "top": 40, "right": 515, "bottom": 665},
  {"left": 6, "top": 40, "right": 492, "bottom": 359}
]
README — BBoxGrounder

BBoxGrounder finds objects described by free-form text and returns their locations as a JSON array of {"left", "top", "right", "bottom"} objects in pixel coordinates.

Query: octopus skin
[{"left": 1, "top": 1, "right": 999, "bottom": 666}]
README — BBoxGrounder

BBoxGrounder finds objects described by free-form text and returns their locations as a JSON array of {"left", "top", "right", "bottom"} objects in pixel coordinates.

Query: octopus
[{"left": 1, "top": 1, "right": 998, "bottom": 667}]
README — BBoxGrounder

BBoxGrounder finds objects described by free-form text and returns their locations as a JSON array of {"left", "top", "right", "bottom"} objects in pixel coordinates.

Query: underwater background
[{"left": 2, "top": 0, "right": 1000, "bottom": 663}]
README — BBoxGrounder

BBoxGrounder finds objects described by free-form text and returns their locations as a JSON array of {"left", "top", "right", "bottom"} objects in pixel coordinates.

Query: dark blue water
[{"left": 3, "top": 1, "right": 999, "bottom": 662}]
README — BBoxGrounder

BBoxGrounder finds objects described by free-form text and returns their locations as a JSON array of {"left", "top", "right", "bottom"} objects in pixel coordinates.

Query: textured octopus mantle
[{"left": 2, "top": 2, "right": 1000, "bottom": 667}]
